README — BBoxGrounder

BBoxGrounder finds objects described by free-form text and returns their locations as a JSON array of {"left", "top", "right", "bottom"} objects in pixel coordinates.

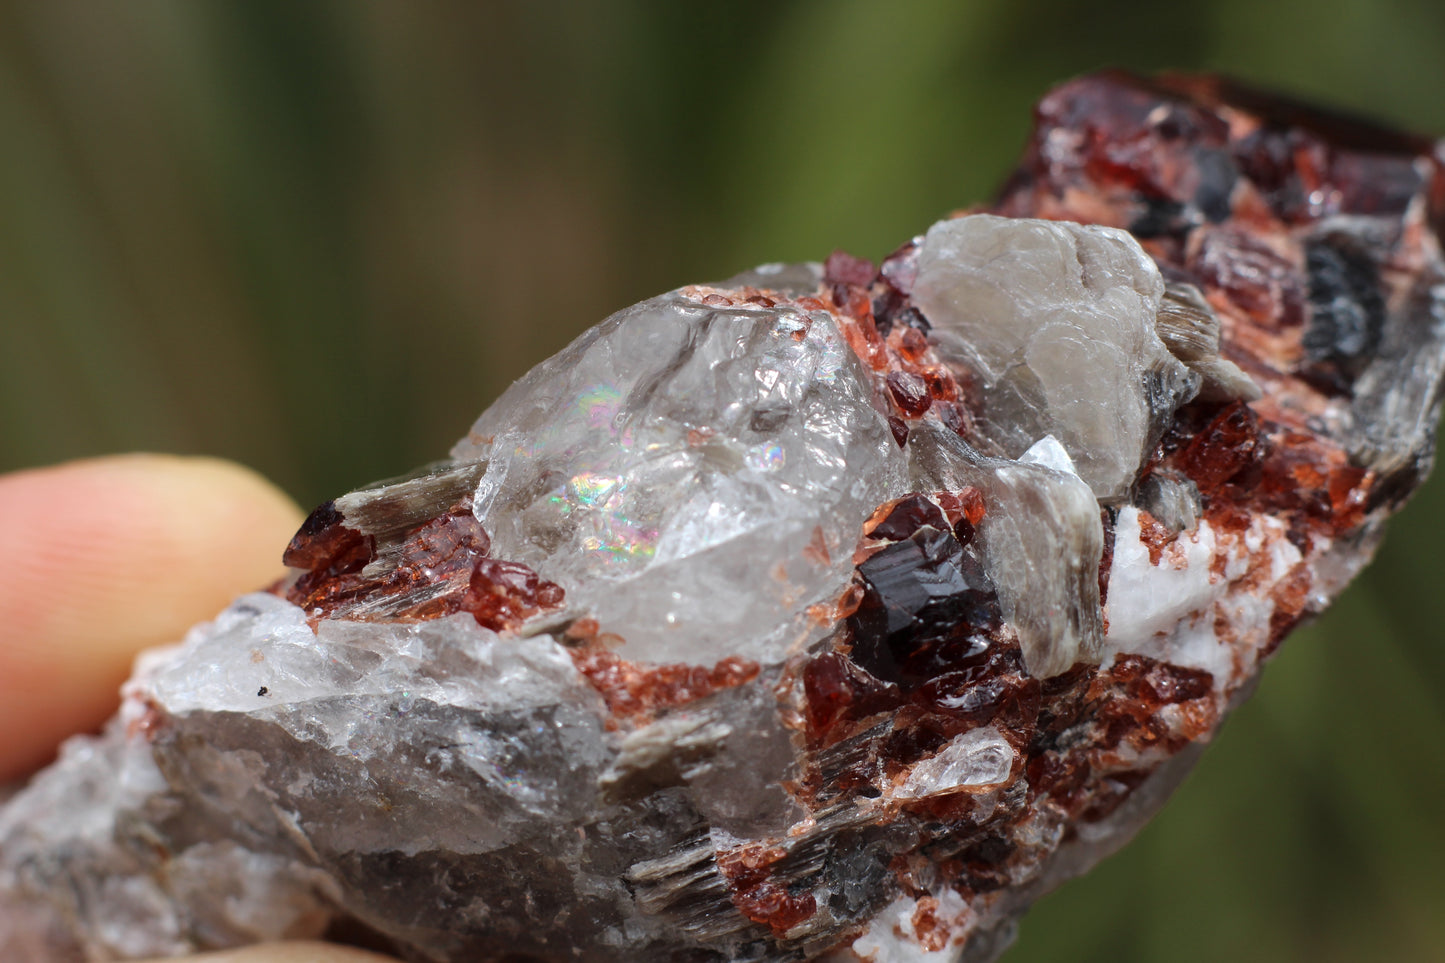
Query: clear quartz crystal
[
  {"left": 894, "top": 727, "right": 1015, "bottom": 798},
  {"left": 452, "top": 291, "right": 907, "bottom": 664}
]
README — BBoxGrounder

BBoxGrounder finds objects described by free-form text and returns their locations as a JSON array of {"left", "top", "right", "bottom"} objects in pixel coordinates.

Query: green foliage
[{"left": 1, "top": 3, "right": 1442, "bottom": 959}]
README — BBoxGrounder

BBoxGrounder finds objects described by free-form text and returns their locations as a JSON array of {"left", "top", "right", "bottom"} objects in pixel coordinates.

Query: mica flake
[{"left": 3, "top": 71, "right": 1444, "bottom": 963}]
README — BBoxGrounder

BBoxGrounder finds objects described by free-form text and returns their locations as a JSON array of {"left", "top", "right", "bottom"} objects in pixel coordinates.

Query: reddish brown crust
[
  {"left": 279, "top": 503, "right": 564, "bottom": 633},
  {"left": 1134, "top": 510, "right": 1178, "bottom": 567},
  {"left": 463, "top": 558, "right": 565, "bottom": 632},
  {"left": 1177, "top": 401, "right": 1264, "bottom": 494},
  {"left": 568, "top": 644, "right": 760, "bottom": 727},
  {"left": 908, "top": 896, "right": 953, "bottom": 953},
  {"left": 716, "top": 844, "right": 818, "bottom": 936}
]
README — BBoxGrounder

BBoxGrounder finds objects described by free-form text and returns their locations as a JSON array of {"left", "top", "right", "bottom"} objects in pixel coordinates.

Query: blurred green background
[{"left": 1, "top": 2, "right": 1442, "bottom": 961}]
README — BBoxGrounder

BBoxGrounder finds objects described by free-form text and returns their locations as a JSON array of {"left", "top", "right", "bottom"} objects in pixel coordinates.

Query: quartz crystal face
[
  {"left": 451, "top": 289, "right": 905, "bottom": 665},
  {"left": 3, "top": 71, "right": 1445, "bottom": 963}
]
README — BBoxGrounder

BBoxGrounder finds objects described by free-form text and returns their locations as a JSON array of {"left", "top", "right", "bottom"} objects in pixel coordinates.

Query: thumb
[{"left": 0, "top": 454, "right": 303, "bottom": 780}]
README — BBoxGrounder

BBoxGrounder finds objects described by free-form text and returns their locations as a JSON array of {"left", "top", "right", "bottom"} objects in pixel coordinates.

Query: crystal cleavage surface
[{"left": 3, "top": 71, "right": 1444, "bottom": 963}]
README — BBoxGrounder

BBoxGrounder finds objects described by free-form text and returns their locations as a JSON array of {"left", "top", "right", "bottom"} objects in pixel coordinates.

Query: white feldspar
[
  {"left": 1102, "top": 507, "right": 1308, "bottom": 688},
  {"left": 913, "top": 215, "right": 1199, "bottom": 501},
  {"left": 845, "top": 887, "right": 972, "bottom": 963},
  {"left": 1102, "top": 507, "right": 1225, "bottom": 676}
]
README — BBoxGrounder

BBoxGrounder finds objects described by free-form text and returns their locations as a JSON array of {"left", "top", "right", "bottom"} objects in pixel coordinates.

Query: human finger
[{"left": 0, "top": 454, "right": 302, "bottom": 779}]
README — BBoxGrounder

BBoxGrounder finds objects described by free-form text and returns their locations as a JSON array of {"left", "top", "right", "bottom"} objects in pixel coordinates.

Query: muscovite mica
[{"left": 3, "top": 71, "right": 1444, "bottom": 963}]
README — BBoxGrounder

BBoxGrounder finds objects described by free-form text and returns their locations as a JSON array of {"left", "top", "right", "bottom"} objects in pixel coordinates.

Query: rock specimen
[{"left": 3, "top": 71, "right": 1444, "bottom": 963}]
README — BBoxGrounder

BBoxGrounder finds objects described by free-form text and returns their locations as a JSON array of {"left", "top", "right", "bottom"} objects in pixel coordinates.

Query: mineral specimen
[{"left": 3, "top": 70, "right": 1444, "bottom": 963}]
